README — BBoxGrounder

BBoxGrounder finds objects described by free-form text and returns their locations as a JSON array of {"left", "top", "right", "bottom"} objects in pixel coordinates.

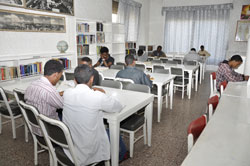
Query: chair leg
[
  {"left": 165, "top": 94, "right": 168, "bottom": 109},
  {"left": 104, "top": 160, "right": 110, "bottom": 166},
  {"left": 129, "top": 132, "right": 134, "bottom": 158},
  {"left": 143, "top": 123, "right": 147, "bottom": 145},
  {"left": 25, "top": 124, "right": 28, "bottom": 142},
  {"left": 34, "top": 139, "right": 38, "bottom": 165},
  {"left": 0, "top": 114, "right": 2, "bottom": 134},
  {"left": 182, "top": 86, "right": 184, "bottom": 99},
  {"left": 11, "top": 118, "right": 16, "bottom": 139},
  {"left": 49, "top": 152, "right": 53, "bottom": 166}
]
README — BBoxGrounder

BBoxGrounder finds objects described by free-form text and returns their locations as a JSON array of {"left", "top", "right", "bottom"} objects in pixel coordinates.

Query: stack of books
[
  {"left": 20, "top": 62, "right": 42, "bottom": 77},
  {"left": 77, "top": 35, "right": 95, "bottom": 44},
  {"left": 77, "top": 23, "right": 90, "bottom": 33},
  {"left": 96, "top": 33, "right": 105, "bottom": 43},
  {"left": 58, "top": 58, "right": 71, "bottom": 69}
]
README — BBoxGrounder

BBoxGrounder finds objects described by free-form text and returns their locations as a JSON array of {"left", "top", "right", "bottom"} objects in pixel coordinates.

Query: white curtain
[
  {"left": 162, "top": 4, "right": 233, "bottom": 65},
  {"left": 117, "top": 0, "right": 142, "bottom": 42}
]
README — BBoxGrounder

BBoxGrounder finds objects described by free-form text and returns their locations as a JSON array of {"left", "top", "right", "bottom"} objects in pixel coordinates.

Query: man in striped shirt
[{"left": 25, "top": 59, "right": 64, "bottom": 135}]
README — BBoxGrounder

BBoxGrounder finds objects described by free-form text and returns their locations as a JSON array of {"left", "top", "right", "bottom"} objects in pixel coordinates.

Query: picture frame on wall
[
  {"left": 241, "top": 5, "right": 250, "bottom": 20},
  {"left": 25, "top": 0, "right": 74, "bottom": 16},
  {"left": 0, "top": 9, "right": 66, "bottom": 33},
  {"left": 235, "top": 20, "right": 250, "bottom": 42},
  {"left": 0, "top": 0, "right": 25, "bottom": 7}
]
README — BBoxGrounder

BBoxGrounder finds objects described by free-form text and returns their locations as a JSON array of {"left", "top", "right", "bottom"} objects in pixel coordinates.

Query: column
[{"left": 244, "top": 33, "right": 250, "bottom": 75}]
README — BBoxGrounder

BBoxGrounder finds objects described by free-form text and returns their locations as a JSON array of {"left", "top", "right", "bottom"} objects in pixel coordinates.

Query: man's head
[
  {"left": 44, "top": 59, "right": 64, "bottom": 86},
  {"left": 81, "top": 57, "right": 92, "bottom": 67},
  {"left": 229, "top": 55, "right": 243, "bottom": 69},
  {"left": 125, "top": 54, "right": 135, "bottom": 66},
  {"left": 138, "top": 49, "right": 144, "bottom": 57},
  {"left": 191, "top": 48, "right": 196, "bottom": 52},
  {"left": 100, "top": 47, "right": 109, "bottom": 60},
  {"left": 200, "top": 45, "right": 204, "bottom": 51},
  {"left": 157, "top": 46, "right": 162, "bottom": 52},
  {"left": 74, "top": 64, "right": 94, "bottom": 87}
]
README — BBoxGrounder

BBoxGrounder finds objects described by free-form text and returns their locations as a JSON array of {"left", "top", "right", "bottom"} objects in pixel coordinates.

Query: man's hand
[
  {"left": 93, "top": 87, "right": 106, "bottom": 93},
  {"left": 245, "top": 75, "right": 249, "bottom": 81},
  {"left": 59, "top": 91, "right": 64, "bottom": 96}
]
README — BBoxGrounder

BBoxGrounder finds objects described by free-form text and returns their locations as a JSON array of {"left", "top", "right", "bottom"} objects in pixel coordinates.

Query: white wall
[
  {"left": 148, "top": 0, "right": 249, "bottom": 58},
  {"left": 0, "top": 0, "right": 112, "bottom": 59}
]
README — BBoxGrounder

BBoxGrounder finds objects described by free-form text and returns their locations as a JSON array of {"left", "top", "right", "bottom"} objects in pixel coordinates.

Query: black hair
[
  {"left": 81, "top": 57, "right": 92, "bottom": 65},
  {"left": 200, "top": 45, "right": 204, "bottom": 48},
  {"left": 74, "top": 64, "right": 94, "bottom": 84},
  {"left": 229, "top": 55, "right": 243, "bottom": 62},
  {"left": 100, "top": 47, "right": 109, "bottom": 54},
  {"left": 191, "top": 48, "right": 196, "bottom": 51},
  {"left": 125, "top": 54, "right": 135, "bottom": 65},
  {"left": 44, "top": 59, "right": 64, "bottom": 76},
  {"left": 157, "top": 45, "right": 162, "bottom": 49},
  {"left": 138, "top": 49, "right": 144, "bottom": 56}
]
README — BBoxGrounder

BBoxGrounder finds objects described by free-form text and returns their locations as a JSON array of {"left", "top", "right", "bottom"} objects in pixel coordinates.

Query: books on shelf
[
  {"left": 77, "top": 35, "right": 95, "bottom": 44},
  {"left": 97, "top": 46, "right": 103, "bottom": 55},
  {"left": 20, "top": 62, "right": 42, "bottom": 77},
  {"left": 53, "top": 58, "right": 71, "bottom": 70},
  {"left": 77, "top": 23, "right": 90, "bottom": 33},
  {"left": 96, "top": 22, "right": 104, "bottom": 32},
  {"left": 77, "top": 45, "right": 89, "bottom": 56},
  {"left": 96, "top": 33, "right": 105, "bottom": 43},
  {"left": 126, "top": 42, "right": 136, "bottom": 49},
  {"left": 0, "top": 66, "right": 18, "bottom": 80}
]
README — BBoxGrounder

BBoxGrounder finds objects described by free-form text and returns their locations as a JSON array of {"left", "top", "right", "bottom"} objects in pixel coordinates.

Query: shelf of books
[
  {"left": 0, "top": 53, "right": 74, "bottom": 82},
  {"left": 126, "top": 42, "right": 137, "bottom": 56},
  {"left": 112, "top": 23, "right": 125, "bottom": 63},
  {"left": 76, "top": 19, "right": 112, "bottom": 65}
]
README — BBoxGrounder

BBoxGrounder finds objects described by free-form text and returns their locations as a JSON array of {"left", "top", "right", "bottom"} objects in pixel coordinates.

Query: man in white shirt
[
  {"left": 63, "top": 64, "right": 123, "bottom": 165},
  {"left": 184, "top": 48, "right": 203, "bottom": 62}
]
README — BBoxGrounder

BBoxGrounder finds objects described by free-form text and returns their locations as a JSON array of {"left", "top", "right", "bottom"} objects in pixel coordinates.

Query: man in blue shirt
[{"left": 116, "top": 55, "right": 152, "bottom": 88}]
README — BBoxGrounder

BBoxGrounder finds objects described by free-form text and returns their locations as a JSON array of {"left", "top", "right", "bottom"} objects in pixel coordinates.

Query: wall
[
  {"left": 0, "top": 0, "right": 112, "bottom": 60},
  {"left": 148, "top": 0, "right": 249, "bottom": 58}
]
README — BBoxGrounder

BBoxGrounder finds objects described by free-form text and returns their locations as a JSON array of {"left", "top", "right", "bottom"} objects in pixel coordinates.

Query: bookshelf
[
  {"left": 112, "top": 23, "right": 125, "bottom": 63},
  {"left": 0, "top": 52, "right": 75, "bottom": 82},
  {"left": 126, "top": 42, "right": 137, "bottom": 56},
  {"left": 76, "top": 19, "right": 112, "bottom": 65}
]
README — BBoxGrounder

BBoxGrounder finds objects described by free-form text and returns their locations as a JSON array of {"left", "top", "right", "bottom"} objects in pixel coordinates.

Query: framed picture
[
  {"left": 0, "top": 0, "right": 24, "bottom": 7},
  {"left": 235, "top": 20, "right": 250, "bottom": 42},
  {"left": 0, "top": 9, "right": 66, "bottom": 33},
  {"left": 25, "top": 0, "right": 74, "bottom": 16},
  {"left": 241, "top": 5, "right": 250, "bottom": 20}
]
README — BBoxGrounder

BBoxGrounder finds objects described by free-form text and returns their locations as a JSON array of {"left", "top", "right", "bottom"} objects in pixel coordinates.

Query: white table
[
  {"left": 181, "top": 88, "right": 250, "bottom": 165},
  {"left": 222, "top": 81, "right": 250, "bottom": 98},
  {"left": 93, "top": 68, "right": 175, "bottom": 122},
  {"left": 1, "top": 79, "right": 154, "bottom": 166},
  {"left": 138, "top": 62, "right": 199, "bottom": 99}
]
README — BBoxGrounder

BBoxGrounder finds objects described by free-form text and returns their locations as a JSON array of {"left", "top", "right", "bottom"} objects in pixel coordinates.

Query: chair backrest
[
  {"left": 65, "top": 72, "right": 75, "bottom": 80},
  {"left": 0, "top": 87, "right": 13, "bottom": 117},
  {"left": 152, "top": 59, "right": 162, "bottom": 64},
  {"left": 38, "top": 114, "right": 79, "bottom": 166},
  {"left": 184, "top": 61, "right": 197, "bottom": 66},
  {"left": 135, "top": 64, "right": 146, "bottom": 72},
  {"left": 100, "top": 80, "right": 122, "bottom": 89},
  {"left": 124, "top": 83, "right": 150, "bottom": 93},
  {"left": 208, "top": 95, "right": 219, "bottom": 119},
  {"left": 116, "top": 62, "right": 125, "bottom": 66},
  {"left": 98, "top": 73, "right": 104, "bottom": 85},
  {"left": 153, "top": 65, "right": 164, "bottom": 73},
  {"left": 115, "top": 78, "right": 134, "bottom": 89},
  {"left": 166, "top": 60, "right": 178, "bottom": 65},
  {"left": 110, "top": 65, "right": 124, "bottom": 70},
  {"left": 13, "top": 89, "right": 25, "bottom": 105},
  {"left": 187, "top": 115, "right": 207, "bottom": 153},
  {"left": 220, "top": 80, "right": 227, "bottom": 94},
  {"left": 147, "top": 57, "right": 154, "bottom": 61},
  {"left": 170, "top": 67, "right": 183, "bottom": 76},
  {"left": 160, "top": 58, "right": 168, "bottom": 63},
  {"left": 154, "top": 68, "right": 169, "bottom": 74},
  {"left": 173, "top": 59, "right": 182, "bottom": 64}
]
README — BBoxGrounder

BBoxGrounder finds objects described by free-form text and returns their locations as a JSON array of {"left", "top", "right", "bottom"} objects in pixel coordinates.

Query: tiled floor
[{"left": 0, "top": 72, "right": 211, "bottom": 166}]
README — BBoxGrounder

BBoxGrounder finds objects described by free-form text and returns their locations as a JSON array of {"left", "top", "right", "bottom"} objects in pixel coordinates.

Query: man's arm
[
  {"left": 223, "top": 65, "right": 244, "bottom": 82},
  {"left": 49, "top": 91, "right": 64, "bottom": 109},
  {"left": 94, "top": 58, "right": 102, "bottom": 68},
  {"left": 142, "top": 73, "right": 153, "bottom": 88},
  {"left": 101, "top": 94, "right": 123, "bottom": 113}
]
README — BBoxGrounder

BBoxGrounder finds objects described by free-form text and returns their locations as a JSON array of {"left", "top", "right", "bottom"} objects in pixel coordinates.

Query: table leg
[
  {"left": 195, "top": 69, "right": 199, "bottom": 92},
  {"left": 199, "top": 64, "right": 202, "bottom": 84},
  {"left": 107, "top": 120, "right": 119, "bottom": 166},
  {"left": 203, "top": 63, "right": 206, "bottom": 80},
  {"left": 145, "top": 101, "right": 153, "bottom": 146},
  {"left": 169, "top": 79, "right": 173, "bottom": 110},
  {"left": 188, "top": 71, "right": 192, "bottom": 99},
  {"left": 157, "top": 84, "right": 163, "bottom": 122}
]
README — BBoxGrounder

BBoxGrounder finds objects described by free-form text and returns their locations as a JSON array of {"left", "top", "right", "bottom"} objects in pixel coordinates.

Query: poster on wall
[
  {"left": 241, "top": 5, "right": 250, "bottom": 20},
  {"left": 26, "top": 0, "right": 74, "bottom": 16},
  {"left": 235, "top": 20, "right": 250, "bottom": 42},
  {"left": 0, "top": 0, "right": 24, "bottom": 7},
  {"left": 0, "top": 9, "right": 66, "bottom": 33}
]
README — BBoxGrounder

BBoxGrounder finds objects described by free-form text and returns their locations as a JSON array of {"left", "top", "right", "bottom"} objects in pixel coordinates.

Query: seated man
[
  {"left": 25, "top": 59, "right": 64, "bottom": 135},
  {"left": 80, "top": 57, "right": 100, "bottom": 85},
  {"left": 94, "top": 47, "right": 114, "bottom": 68},
  {"left": 136, "top": 49, "right": 148, "bottom": 62},
  {"left": 63, "top": 64, "right": 123, "bottom": 165},
  {"left": 152, "top": 45, "right": 166, "bottom": 58},
  {"left": 216, "top": 55, "right": 249, "bottom": 90},
  {"left": 198, "top": 45, "right": 211, "bottom": 57},
  {"left": 184, "top": 48, "right": 202, "bottom": 62},
  {"left": 116, "top": 54, "right": 152, "bottom": 88}
]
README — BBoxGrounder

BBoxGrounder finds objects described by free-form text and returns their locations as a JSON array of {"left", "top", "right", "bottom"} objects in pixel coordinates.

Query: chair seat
[
  {"left": 0, "top": 103, "right": 21, "bottom": 116},
  {"left": 36, "top": 135, "right": 47, "bottom": 147},
  {"left": 121, "top": 114, "right": 145, "bottom": 131},
  {"left": 174, "top": 78, "right": 189, "bottom": 85},
  {"left": 151, "top": 85, "right": 168, "bottom": 96},
  {"left": 55, "top": 146, "right": 75, "bottom": 166}
]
